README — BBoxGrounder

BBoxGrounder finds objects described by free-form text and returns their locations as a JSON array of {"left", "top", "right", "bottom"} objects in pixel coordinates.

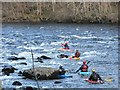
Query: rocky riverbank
[{"left": 2, "top": 2, "right": 118, "bottom": 23}]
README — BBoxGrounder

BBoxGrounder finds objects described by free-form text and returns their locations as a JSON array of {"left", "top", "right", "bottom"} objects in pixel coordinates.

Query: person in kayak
[
  {"left": 59, "top": 65, "right": 66, "bottom": 75},
  {"left": 76, "top": 60, "right": 88, "bottom": 73},
  {"left": 62, "top": 42, "right": 69, "bottom": 49},
  {"left": 89, "top": 69, "right": 103, "bottom": 83},
  {"left": 73, "top": 50, "right": 80, "bottom": 58}
]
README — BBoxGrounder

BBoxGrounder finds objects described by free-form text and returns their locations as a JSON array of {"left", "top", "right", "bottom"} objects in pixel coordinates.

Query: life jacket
[
  {"left": 81, "top": 64, "right": 88, "bottom": 72},
  {"left": 92, "top": 72, "right": 98, "bottom": 81}
]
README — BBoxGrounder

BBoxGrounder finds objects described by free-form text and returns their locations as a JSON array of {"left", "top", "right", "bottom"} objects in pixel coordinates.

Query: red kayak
[
  {"left": 85, "top": 79, "right": 104, "bottom": 84},
  {"left": 58, "top": 48, "right": 73, "bottom": 52}
]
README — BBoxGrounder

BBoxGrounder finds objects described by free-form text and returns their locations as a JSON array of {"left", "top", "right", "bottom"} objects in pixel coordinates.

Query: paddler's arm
[
  {"left": 61, "top": 43, "right": 65, "bottom": 46},
  {"left": 98, "top": 74, "right": 104, "bottom": 83},
  {"left": 98, "top": 74, "right": 103, "bottom": 81}
]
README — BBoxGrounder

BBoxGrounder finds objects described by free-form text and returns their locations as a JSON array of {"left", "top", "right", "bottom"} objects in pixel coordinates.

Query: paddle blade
[{"left": 87, "top": 61, "right": 90, "bottom": 64}]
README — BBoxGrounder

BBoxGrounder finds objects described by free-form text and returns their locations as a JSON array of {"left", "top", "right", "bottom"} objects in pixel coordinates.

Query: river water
[{"left": 0, "top": 23, "right": 119, "bottom": 89}]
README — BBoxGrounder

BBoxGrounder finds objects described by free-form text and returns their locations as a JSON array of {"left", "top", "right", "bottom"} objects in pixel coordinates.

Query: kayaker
[
  {"left": 76, "top": 60, "right": 88, "bottom": 73},
  {"left": 59, "top": 65, "right": 66, "bottom": 75},
  {"left": 73, "top": 50, "right": 80, "bottom": 58},
  {"left": 62, "top": 42, "right": 69, "bottom": 49},
  {"left": 89, "top": 69, "right": 103, "bottom": 83}
]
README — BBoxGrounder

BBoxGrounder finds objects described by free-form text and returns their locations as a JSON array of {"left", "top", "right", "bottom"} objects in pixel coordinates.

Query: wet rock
[
  {"left": 34, "top": 60, "right": 44, "bottom": 63},
  {"left": 19, "top": 62, "right": 27, "bottom": 65},
  {"left": 18, "top": 71, "right": 23, "bottom": 76},
  {"left": 37, "top": 57, "right": 42, "bottom": 60},
  {"left": 57, "top": 54, "right": 69, "bottom": 58},
  {"left": 36, "top": 55, "right": 52, "bottom": 63},
  {"left": 54, "top": 81, "right": 62, "bottom": 84},
  {"left": 2, "top": 65, "right": 17, "bottom": 75},
  {"left": 12, "top": 81, "right": 22, "bottom": 86},
  {"left": 37, "top": 55, "right": 52, "bottom": 60},
  {"left": 36, "top": 57, "right": 44, "bottom": 63},
  {"left": 26, "top": 86, "right": 34, "bottom": 90},
  {"left": 8, "top": 56, "right": 26, "bottom": 60},
  {"left": 22, "top": 67, "right": 66, "bottom": 80}
]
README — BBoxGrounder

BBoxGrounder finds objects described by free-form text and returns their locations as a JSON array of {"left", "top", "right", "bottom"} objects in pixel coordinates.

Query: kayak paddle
[{"left": 69, "top": 61, "right": 90, "bottom": 73}]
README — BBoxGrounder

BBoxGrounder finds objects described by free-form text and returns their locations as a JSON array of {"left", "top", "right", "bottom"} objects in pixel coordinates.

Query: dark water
[{"left": 0, "top": 23, "right": 118, "bottom": 88}]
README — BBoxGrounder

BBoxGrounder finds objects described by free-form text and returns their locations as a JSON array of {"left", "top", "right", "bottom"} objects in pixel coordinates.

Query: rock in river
[
  {"left": 2, "top": 65, "right": 17, "bottom": 76},
  {"left": 8, "top": 56, "right": 26, "bottom": 60},
  {"left": 37, "top": 55, "right": 52, "bottom": 60},
  {"left": 12, "top": 81, "right": 22, "bottom": 86},
  {"left": 22, "top": 67, "right": 66, "bottom": 80}
]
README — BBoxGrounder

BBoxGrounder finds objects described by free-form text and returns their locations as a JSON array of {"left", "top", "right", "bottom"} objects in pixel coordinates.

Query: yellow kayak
[
  {"left": 69, "top": 56, "right": 80, "bottom": 60},
  {"left": 73, "top": 57, "right": 80, "bottom": 60}
]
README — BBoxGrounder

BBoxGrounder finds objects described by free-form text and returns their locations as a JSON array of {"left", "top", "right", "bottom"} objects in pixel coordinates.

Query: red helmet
[{"left": 83, "top": 60, "right": 86, "bottom": 64}]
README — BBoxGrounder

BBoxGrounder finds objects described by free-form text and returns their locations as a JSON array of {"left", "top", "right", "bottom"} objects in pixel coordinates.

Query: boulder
[
  {"left": 19, "top": 62, "right": 27, "bottom": 65},
  {"left": 26, "top": 86, "right": 34, "bottom": 90},
  {"left": 12, "top": 81, "right": 22, "bottom": 86},
  {"left": 54, "top": 81, "right": 62, "bottom": 84},
  {"left": 57, "top": 54, "right": 69, "bottom": 58},
  {"left": 18, "top": 71, "right": 23, "bottom": 76},
  {"left": 22, "top": 67, "right": 66, "bottom": 80},
  {"left": 37, "top": 55, "right": 52, "bottom": 60},
  {"left": 8, "top": 56, "right": 26, "bottom": 60},
  {"left": 2, "top": 65, "right": 17, "bottom": 75},
  {"left": 34, "top": 60, "right": 43, "bottom": 63}
]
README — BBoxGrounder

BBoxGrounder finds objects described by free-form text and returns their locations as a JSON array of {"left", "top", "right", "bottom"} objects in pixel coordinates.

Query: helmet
[
  {"left": 76, "top": 50, "right": 79, "bottom": 52},
  {"left": 83, "top": 60, "right": 86, "bottom": 64},
  {"left": 59, "top": 65, "right": 63, "bottom": 69},
  {"left": 92, "top": 68, "right": 95, "bottom": 72}
]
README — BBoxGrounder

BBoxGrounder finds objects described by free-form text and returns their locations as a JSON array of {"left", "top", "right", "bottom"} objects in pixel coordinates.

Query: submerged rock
[
  {"left": 2, "top": 65, "right": 17, "bottom": 75},
  {"left": 26, "top": 86, "right": 34, "bottom": 90},
  {"left": 18, "top": 71, "right": 23, "bottom": 76},
  {"left": 22, "top": 67, "right": 66, "bottom": 80},
  {"left": 54, "top": 81, "right": 62, "bottom": 84},
  {"left": 34, "top": 60, "right": 44, "bottom": 63},
  {"left": 19, "top": 62, "right": 27, "bottom": 65},
  {"left": 8, "top": 56, "right": 26, "bottom": 60},
  {"left": 12, "top": 81, "right": 22, "bottom": 86},
  {"left": 57, "top": 54, "right": 69, "bottom": 58},
  {"left": 35, "top": 55, "right": 52, "bottom": 63},
  {"left": 37, "top": 55, "right": 52, "bottom": 60}
]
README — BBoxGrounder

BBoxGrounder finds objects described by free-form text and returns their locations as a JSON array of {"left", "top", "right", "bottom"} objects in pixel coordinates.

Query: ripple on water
[{"left": 1, "top": 23, "right": 118, "bottom": 88}]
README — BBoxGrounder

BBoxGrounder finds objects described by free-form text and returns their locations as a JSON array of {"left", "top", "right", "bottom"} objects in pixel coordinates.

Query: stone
[
  {"left": 54, "top": 81, "right": 62, "bottom": 84},
  {"left": 57, "top": 54, "right": 69, "bottom": 58},
  {"left": 19, "top": 62, "right": 27, "bottom": 65},
  {"left": 8, "top": 56, "right": 26, "bottom": 60},
  {"left": 2, "top": 65, "right": 17, "bottom": 75},
  {"left": 12, "top": 81, "right": 22, "bottom": 86},
  {"left": 37, "top": 55, "right": 52, "bottom": 60},
  {"left": 22, "top": 67, "right": 66, "bottom": 80}
]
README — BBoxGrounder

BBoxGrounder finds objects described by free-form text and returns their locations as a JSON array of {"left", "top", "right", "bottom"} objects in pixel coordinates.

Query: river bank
[{"left": 2, "top": 2, "right": 118, "bottom": 23}]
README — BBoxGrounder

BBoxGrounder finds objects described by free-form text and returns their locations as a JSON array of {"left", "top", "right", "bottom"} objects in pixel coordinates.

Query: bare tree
[{"left": 52, "top": 0, "right": 56, "bottom": 12}]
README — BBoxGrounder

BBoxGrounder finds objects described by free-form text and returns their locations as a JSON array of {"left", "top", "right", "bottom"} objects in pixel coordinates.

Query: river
[{"left": 0, "top": 23, "right": 119, "bottom": 89}]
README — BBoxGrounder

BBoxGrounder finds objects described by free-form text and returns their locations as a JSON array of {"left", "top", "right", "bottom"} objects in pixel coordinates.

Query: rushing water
[{"left": 0, "top": 23, "right": 119, "bottom": 89}]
